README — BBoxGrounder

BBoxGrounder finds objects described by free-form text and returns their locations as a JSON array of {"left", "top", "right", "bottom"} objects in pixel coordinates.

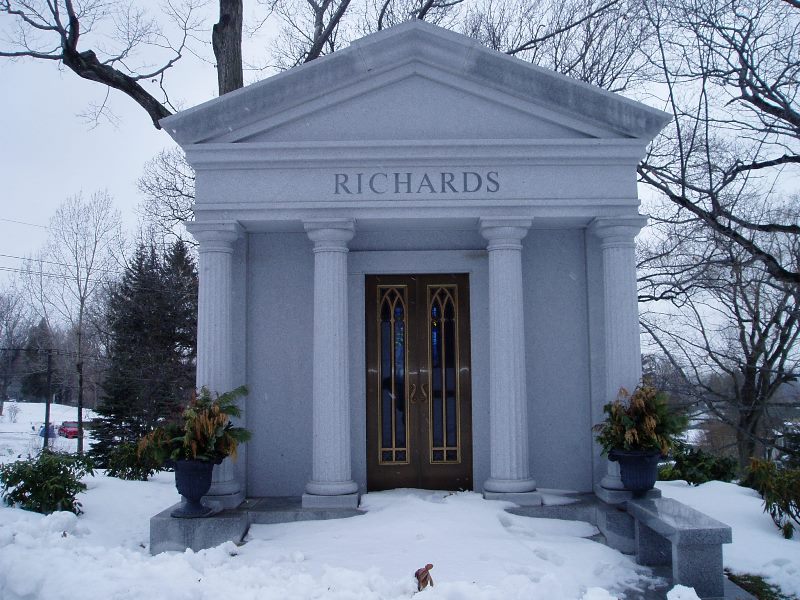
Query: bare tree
[
  {"left": 461, "top": 0, "right": 652, "bottom": 92},
  {"left": 639, "top": 201, "right": 800, "bottom": 469},
  {"left": 138, "top": 147, "right": 196, "bottom": 246},
  {"left": 23, "top": 191, "right": 122, "bottom": 453},
  {"left": 639, "top": 0, "right": 800, "bottom": 284},
  {"left": 0, "top": 285, "right": 29, "bottom": 414},
  {"left": 0, "top": 0, "right": 209, "bottom": 127},
  {"left": 269, "top": 0, "right": 357, "bottom": 68}
]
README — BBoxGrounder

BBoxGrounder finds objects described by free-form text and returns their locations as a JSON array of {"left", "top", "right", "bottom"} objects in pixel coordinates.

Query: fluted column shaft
[
  {"left": 304, "top": 219, "right": 358, "bottom": 497},
  {"left": 480, "top": 218, "right": 537, "bottom": 493},
  {"left": 187, "top": 221, "right": 243, "bottom": 503},
  {"left": 591, "top": 216, "right": 647, "bottom": 490}
]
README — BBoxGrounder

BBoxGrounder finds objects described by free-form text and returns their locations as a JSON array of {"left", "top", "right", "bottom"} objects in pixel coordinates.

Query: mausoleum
[{"left": 161, "top": 20, "right": 670, "bottom": 510}]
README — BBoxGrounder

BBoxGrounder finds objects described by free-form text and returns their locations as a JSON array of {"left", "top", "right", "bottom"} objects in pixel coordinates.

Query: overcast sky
[
  {"left": 0, "top": 58, "right": 194, "bottom": 282},
  {"left": 0, "top": 6, "right": 278, "bottom": 287}
]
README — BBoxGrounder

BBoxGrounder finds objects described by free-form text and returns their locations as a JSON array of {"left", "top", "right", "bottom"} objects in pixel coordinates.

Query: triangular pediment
[
  {"left": 234, "top": 71, "right": 597, "bottom": 143},
  {"left": 161, "top": 21, "right": 669, "bottom": 146}
]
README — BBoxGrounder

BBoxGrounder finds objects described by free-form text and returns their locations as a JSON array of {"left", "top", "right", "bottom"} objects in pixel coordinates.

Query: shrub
[
  {"left": 742, "top": 459, "right": 800, "bottom": 539},
  {"left": 658, "top": 443, "right": 737, "bottom": 485},
  {"left": 106, "top": 442, "right": 161, "bottom": 481},
  {"left": 0, "top": 451, "right": 94, "bottom": 515}
]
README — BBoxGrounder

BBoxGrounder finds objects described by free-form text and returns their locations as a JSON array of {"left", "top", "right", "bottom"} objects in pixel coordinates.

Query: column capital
[
  {"left": 304, "top": 219, "right": 355, "bottom": 251},
  {"left": 186, "top": 221, "right": 243, "bottom": 253},
  {"left": 589, "top": 215, "right": 648, "bottom": 248},
  {"left": 479, "top": 218, "right": 532, "bottom": 250}
]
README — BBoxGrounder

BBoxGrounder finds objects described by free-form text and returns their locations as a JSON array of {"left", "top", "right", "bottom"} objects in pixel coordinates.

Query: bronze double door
[{"left": 366, "top": 274, "right": 473, "bottom": 491}]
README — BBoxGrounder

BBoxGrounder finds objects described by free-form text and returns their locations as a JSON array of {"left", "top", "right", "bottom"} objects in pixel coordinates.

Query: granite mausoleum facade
[{"left": 161, "top": 20, "right": 670, "bottom": 509}]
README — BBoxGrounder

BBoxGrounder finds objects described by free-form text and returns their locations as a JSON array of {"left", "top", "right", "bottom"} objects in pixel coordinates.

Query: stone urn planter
[
  {"left": 137, "top": 386, "right": 252, "bottom": 519},
  {"left": 609, "top": 449, "right": 661, "bottom": 495},
  {"left": 593, "top": 384, "right": 686, "bottom": 495},
  {"left": 171, "top": 460, "right": 215, "bottom": 518}
]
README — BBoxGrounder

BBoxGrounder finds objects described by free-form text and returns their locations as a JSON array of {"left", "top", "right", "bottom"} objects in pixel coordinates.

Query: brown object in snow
[{"left": 414, "top": 563, "right": 434, "bottom": 591}]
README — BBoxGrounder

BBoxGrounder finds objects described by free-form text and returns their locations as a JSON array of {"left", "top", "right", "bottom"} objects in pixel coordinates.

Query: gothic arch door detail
[{"left": 366, "top": 274, "right": 473, "bottom": 491}]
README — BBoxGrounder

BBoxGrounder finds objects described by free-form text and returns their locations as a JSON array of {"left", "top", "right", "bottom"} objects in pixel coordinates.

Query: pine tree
[
  {"left": 20, "top": 319, "right": 56, "bottom": 401},
  {"left": 92, "top": 242, "right": 197, "bottom": 467}
]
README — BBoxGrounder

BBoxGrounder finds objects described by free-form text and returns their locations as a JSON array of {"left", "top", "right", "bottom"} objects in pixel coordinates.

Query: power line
[
  {"left": 0, "top": 217, "right": 50, "bottom": 229},
  {"left": 0, "top": 265, "right": 108, "bottom": 284},
  {"left": 0, "top": 253, "right": 121, "bottom": 275},
  {"left": 0, "top": 218, "right": 48, "bottom": 230}
]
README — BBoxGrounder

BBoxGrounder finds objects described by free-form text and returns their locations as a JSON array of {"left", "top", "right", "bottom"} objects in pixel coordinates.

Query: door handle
[
  {"left": 420, "top": 383, "right": 428, "bottom": 404},
  {"left": 409, "top": 383, "right": 417, "bottom": 404}
]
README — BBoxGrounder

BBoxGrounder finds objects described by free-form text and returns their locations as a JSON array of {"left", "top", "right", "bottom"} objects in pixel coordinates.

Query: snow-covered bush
[{"left": 0, "top": 451, "right": 94, "bottom": 515}]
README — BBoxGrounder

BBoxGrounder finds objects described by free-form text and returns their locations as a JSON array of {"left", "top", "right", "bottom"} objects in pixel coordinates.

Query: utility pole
[
  {"left": 77, "top": 360, "right": 84, "bottom": 454},
  {"left": 43, "top": 349, "right": 53, "bottom": 450}
]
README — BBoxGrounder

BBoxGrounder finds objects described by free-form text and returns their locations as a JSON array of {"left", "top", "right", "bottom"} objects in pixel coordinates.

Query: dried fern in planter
[
  {"left": 593, "top": 385, "right": 686, "bottom": 456},
  {"left": 138, "top": 386, "right": 252, "bottom": 466}
]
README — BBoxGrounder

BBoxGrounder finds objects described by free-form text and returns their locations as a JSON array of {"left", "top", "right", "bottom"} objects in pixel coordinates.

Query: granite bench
[{"left": 626, "top": 497, "right": 732, "bottom": 599}]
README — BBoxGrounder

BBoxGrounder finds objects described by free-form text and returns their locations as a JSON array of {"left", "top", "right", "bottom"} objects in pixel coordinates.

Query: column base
[
  {"left": 594, "top": 483, "right": 661, "bottom": 505},
  {"left": 600, "top": 459, "right": 626, "bottom": 491},
  {"left": 305, "top": 479, "right": 359, "bottom": 496},
  {"left": 483, "top": 477, "right": 537, "bottom": 493},
  {"left": 600, "top": 474, "right": 626, "bottom": 490},
  {"left": 302, "top": 492, "right": 360, "bottom": 509},
  {"left": 483, "top": 491, "right": 543, "bottom": 506},
  {"left": 202, "top": 489, "right": 245, "bottom": 511}
]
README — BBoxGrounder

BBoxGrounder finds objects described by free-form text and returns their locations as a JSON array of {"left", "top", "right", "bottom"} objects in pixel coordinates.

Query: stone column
[
  {"left": 591, "top": 216, "right": 648, "bottom": 492},
  {"left": 186, "top": 221, "right": 244, "bottom": 509},
  {"left": 480, "top": 218, "right": 539, "bottom": 503},
  {"left": 302, "top": 219, "right": 359, "bottom": 509}
]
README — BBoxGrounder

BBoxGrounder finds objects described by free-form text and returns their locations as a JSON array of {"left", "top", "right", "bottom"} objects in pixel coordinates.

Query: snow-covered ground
[
  {"left": 657, "top": 480, "right": 800, "bottom": 597},
  {"left": 0, "top": 402, "right": 797, "bottom": 600},
  {"left": 0, "top": 400, "right": 96, "bottom": 462}
]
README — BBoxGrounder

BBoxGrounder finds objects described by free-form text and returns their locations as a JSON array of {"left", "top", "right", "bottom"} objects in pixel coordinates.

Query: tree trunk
[
  {"left": 736, "top": 406, "right": 761, "bottom": 471},
  {"left": 212, "top": 0, "right": 244, "bottom": 95}
]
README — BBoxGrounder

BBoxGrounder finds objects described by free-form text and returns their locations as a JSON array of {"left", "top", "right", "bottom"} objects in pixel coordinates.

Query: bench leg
[
  {"left": 634, "top": 521, "right": 671, "bottom": 566},
  {"left": 672, "top": 543, "right": 725, "bottom": 599}
]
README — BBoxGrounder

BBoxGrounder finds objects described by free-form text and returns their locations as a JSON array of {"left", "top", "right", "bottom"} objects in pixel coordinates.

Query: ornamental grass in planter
[
  {"left": 593, "top": 384, "right": 686, "bottom": 494},
  {"left": 138, "top": 386, "right": 251, "bottom": 517}
]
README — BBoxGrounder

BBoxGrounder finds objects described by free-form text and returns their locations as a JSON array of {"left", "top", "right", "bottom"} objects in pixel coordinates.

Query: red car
[{"left": 58, "top": 421, "right": 80, "bottom": 438}]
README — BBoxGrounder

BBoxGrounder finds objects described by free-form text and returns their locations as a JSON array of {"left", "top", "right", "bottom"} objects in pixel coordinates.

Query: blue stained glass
[
  {"left": 431, "top": 299, "right": 443, "bottom": 448},
  {"left": 431, "top": 316, "right": 440, "bottom": 369},
  {"left": 444, "top": 308, "right": 457, "bottom": 447},
  {"left": 395, "top": 319, "right": 406, "bottom": 447},
  {"left": 380, "top": 320, "right": 392, "bottom": 448},
  {"left": 432, "top": 394, "right": 443, "bottom": 447}
]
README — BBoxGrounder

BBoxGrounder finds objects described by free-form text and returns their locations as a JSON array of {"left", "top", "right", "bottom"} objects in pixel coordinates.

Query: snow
[
  {"left": 0, "top": 403, "right": 797, "bottom": 599},
  {"left": 665, "top": 585, "right": 701, "bottom": 600},
  {"left": 658, "top": 480, "right": 800, "bottom": 597}
]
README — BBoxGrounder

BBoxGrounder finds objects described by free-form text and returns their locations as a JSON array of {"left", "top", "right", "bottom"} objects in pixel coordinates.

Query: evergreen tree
[
  {"left": 92, "top": 242, "right": 197, "bottom": 467},
  {"left": 20, "top": 319, "right": 56, "bottom": 401}
]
